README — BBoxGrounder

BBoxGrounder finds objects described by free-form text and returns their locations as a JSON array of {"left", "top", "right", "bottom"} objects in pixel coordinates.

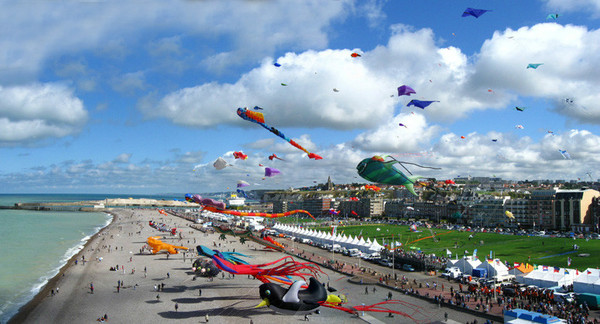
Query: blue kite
[
  {"left": 462, "top": 8, "right": 491, "bottom": 18},
  {"left": 407, "top": 99, "right": 439, "bottom": 109},
  {"left": 527, "top": 63, "right": 544, "bottom": 69}
]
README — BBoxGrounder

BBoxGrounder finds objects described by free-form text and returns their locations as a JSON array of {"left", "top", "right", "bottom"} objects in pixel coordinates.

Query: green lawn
[{"left": 312, "top": 224, "right": 600, "bottom": 269}]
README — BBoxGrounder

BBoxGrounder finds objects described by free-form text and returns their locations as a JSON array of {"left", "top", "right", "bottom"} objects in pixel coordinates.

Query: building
[{"left": 555, "top": 189, "right": 600, "bottom": 232}]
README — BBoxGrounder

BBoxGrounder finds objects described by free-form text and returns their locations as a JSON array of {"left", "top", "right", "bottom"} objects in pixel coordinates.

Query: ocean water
[{"left": 0, "top": 194, "right": 182, "bottom": 323}]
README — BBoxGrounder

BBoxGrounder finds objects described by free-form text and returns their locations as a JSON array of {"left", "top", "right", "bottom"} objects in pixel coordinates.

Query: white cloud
[
  {"left": 0, "top": 83, "right": 87, "bottom": 144},
  {"left": 542, "top": 0, "right": 600, "bottom": 16},
  {"left": 0, "top": 0, "right": 351, "bottom": 82}
]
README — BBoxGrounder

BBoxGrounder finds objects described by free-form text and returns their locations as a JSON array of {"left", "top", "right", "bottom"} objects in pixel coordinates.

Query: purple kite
[
  {"left": 397, "top": 85, "right": 416, "bottom": 96},
  {"left": 265, "top": 167, "right": 281, "bottom": 177},
  {"left": 407, "top": 99, "right": 439, "bottom": 109},
  {"left": 462, "top": 8, "right": 491, "bottom": 18}
]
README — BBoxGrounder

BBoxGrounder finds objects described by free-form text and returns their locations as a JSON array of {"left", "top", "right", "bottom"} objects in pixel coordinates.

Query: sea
[{"left": 0, "top": 193, "right": 182, "bottom": 323}]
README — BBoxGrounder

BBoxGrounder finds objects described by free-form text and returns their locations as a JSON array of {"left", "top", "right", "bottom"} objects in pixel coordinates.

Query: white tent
[
  {"left": 453, "top": 256, "right": 482, "bottom": 276},
  {"left": 369, "top": 238, "right": 383, "bottom": 251},
  {"left": 474, "top": 259, "right": 509, "bottom": 279},
  {"left": 523, "top": 267, "right": 577, "bottom": 288},
  {"left": 573, "top": 269, "right": 600, "bottom": 294}
]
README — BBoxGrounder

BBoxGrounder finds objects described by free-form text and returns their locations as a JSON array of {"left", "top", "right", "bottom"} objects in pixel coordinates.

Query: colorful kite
[
  {"left": 333, "top": 88, "right": 340, "bottom": 92},
  {"left": 547, "top": 14, "right": 559, "bottom": 20},
  {"left": 274, "top": 63, "right": 281, "bottom": 67},
  {"left": 364, "top": 184, "right": 381, "bottom": 192},
  {"left": 237, "top": 108, "right": 322, "bottom": 160},
  {"left": 397, "top": 85, "right": 416, "bottom": 96},
  {"left": 257, "top": 278, "right": 334, "bottom": 314},
  {"left": 462, "top": 8, "right": 491, "bottom": 18},
  {"left": 527, "top": 63, "right": 543, "bottom": 69},
  {"left": 515, "top": 125, "right": 524, "bottom": 129},
  {"left": 253, "top": 106, "right": 264, "bottom": 110},
  {"left": 146, "top": 236, "right": 188, "bottom": 254},
  {"left": 233, "top": 151, "right": 248, "bottom": 160},
  {"left": 213, "top": 157, "right": 231, "bottom": 170},
  {"left": 281, "top": 83, "right": 288, "bottom": 86},
  {"left": 351, "top": 52, "right": 361, "bottom": 57},
  {"left": 202, "top": 205, "right": 315, "bottom": 220},
  {"left": 398, "top": 123, "right": 407, "bottom": 128},
  {"left": 236, "top": 189, "right": 248, "bottom": 198},
  {"left": 356, "top": 155, "right": 440, "bottom": 196},
  {"left": 515, "top": 107, "right": 527, "bottom": 112},
  {"left": 407, "top": 99, "right": 439, "bottom": 109},
  {"left": 265, "top": 167, "right": 281, "bottom": 177}
]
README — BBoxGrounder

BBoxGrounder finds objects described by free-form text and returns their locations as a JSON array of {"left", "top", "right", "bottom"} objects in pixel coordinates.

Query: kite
[
  {"left": 265, "top": 167, "right": 281, "bottom": 177},
  {"left": 364, "top": 184, "right": 381, "bottom": 191},
  {"left": 505, "top": 211, "right": 515, "bottom": 219},
  {"left": 350, "top": 52, "right": 361, "bottom": 57},
  {"left": 274, "top": 63, "right": 281, "bottom": 67},
  {"left": 213, "top": 157, "right": 232, "bottom": 170},
  {"left": 233, "top": 151, "right": 248, "bottom": 160},
  {"left": 397, "top": 85, "right": 416, "bottom": 96},
  {"left": 185, "top": 193, "right": 194, "bottom": 202},
  {"left": 253, "top": 106, "right": 264, "bottom": 110},
  {"left": 333, "top": 88, "right": 339, "bottom": 92},
  {"left": 203, "top": 205, "right": 315, "bottom": 220},
  {"left": 146, "top": 236, "right": 188, "bottom": 254},
  {"left": 460, "top": 136, "right": 466, "bottom": 139},
  {"left": 559, "top": 149, "right": 571, "bottom": 159},
  {"left": 256, "top": 278, "right": 336, "bottom": 314},
  {"left": 445, "top": 179, "right": 456, "bottom": 185},
  {"left": 269, "top": 154, "right": 284, "bottom": 161},
  {"left": 191, "top": 194, "right": 226, "bottom": 209},
  {"left": 237, "top": 180, "right": 250, "bottom": 188},
  {"left": 547, "top": 14, "right": 559, "bottom": 20},
  {"left": 515, "top": 107, "right": 527, "bottom": 112},
  {"left": 492, "top": 139, "right": 498, "bottom": 142},
  {"left": 515, "top": 125, "right": 524, "bottom": 129},
  {"left": 236, "top": 189, "right": 248, "bottom": 198},
  {"left": 407, "top": 99, "right": 439, "bottom": 109},
  {"left": 356, "top": 155, "right": 440, "bottom": 196},
  {"left": 527, "top": 63, "right": 543, "bottom": 69},
  {"left": 237, "top": 107, "right": 322, "bottom": 159},
  {"left": 281, "top": 83, "right": 288, "bottom": 86},
  {"left": 462, "top": 8, "right": 491, "bottom": 18},
  {"left": 398, "top": 123, "right": 407, "bottom": 128}
]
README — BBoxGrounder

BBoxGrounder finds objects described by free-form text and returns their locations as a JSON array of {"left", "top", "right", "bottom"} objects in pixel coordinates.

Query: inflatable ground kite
[{"left": 146, "top": 236, "right": 188, "bottom": 254}]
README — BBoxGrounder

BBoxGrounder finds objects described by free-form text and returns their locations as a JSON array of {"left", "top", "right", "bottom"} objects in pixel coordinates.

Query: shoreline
[{"left": 7, "top": 211, "right": 117, "bottom": 324}]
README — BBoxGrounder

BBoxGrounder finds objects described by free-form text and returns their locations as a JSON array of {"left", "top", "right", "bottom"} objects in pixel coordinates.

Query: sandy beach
[{"left": 10, "top": 209, "right": 492, "bottom": 324}]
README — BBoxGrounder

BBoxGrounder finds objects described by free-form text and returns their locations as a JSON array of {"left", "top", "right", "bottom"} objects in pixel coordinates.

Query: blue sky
[{"left": 2, "top": 0, "right": 600, "bottom": 194}]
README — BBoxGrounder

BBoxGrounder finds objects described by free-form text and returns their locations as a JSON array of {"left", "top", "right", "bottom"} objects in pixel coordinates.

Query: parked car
[
  {"left": 378, "top": 259, "right": 394, "bottom": 267},
  {"left": 402, "top": 264, "right": 415, "bottom": 272},
  {"left": 441, "top": 267, "right": 462, "bottom": 279}
]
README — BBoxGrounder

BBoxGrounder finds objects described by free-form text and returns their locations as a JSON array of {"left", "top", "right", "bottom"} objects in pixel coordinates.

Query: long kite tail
[{"left": 203, "top": 206, "right": 315, "bottom": 220}]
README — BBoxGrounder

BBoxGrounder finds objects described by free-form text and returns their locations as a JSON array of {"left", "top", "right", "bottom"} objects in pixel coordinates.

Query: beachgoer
[
  {"left": 205, "top": 314, "right": 209, "bottom": 322},
  {"left": 199, "top": 289, "right": 202, "bottom": 296},
  {"left": 156, "top": 294, "right": 160, "bottom": 301},
  {"left": 175, "top": 303, "right": 179, "bottom": 312},
  {"left": 304, "top": 314, "right": 309, "bottom": 321},
  {"left": 167, "top": 272, "right": 170, "bottom": 278},
  {"left": 90, "top": 283, "right": 94, "bottom": 294},
  {"left": 365, "top": 287, "right": 368, "bottom": 295}
]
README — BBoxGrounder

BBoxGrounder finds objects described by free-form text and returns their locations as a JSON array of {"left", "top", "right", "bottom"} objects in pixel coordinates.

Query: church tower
[{"left": 326, "top": 176, "right": 334, "bottom": 191}]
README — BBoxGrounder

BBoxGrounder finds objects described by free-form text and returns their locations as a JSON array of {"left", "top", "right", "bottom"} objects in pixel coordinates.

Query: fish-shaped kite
[
  {"left": 407, "top": 99, "right": 439, "bottom": 109},
  {"left": 527, "top": 63, "right": 543, "bottom": 69},
  {"left": 397, "top": 85, "right": 416, "bottom": 96},
  {"left": 237, "top": 108, "right": 322, "bottom": 160},
  {"left": 265, "top": 167, "right": 281, "bottom": 177},
  {"left": 462, "top": 8, "right": 491, "bottom": 18},
  {"left": 356, "top": 155, "right": 440, "bottom": 196}
]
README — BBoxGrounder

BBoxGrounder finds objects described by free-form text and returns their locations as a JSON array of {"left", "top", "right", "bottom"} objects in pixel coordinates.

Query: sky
[{"left": 2, "top": 0, "right": 600, "bottom": 194}]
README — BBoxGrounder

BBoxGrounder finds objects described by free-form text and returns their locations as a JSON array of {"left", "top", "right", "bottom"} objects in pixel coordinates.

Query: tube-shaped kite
[{"left": 237, "top": 108, "right": 322, "bottom": 160}]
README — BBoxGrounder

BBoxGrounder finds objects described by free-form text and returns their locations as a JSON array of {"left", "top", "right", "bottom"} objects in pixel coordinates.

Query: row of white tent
[
  {"left": 446, "top": 257, "right": 600, "bottom": 294},
  {"left": 272, "top": 223, "right": 384, "bottom": 253}
]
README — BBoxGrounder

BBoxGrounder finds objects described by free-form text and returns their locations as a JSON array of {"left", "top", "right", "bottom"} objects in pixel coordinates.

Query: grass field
[{"left": 311, "top": 224, "right": 600, "bottom": 270}]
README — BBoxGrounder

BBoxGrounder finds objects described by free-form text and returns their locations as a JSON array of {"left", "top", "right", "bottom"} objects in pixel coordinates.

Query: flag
[
  {"left": 576, "top": 269, "right": 579, "bottom": 275},
  {"left": 514, "top": 262, "right": 520, "bottom": 267},
  {"left": 587, "top": 270, "right": 592, "bottom": 274},
  {"left": 331, "top": 225, "right": 337, "bottom": 236},
  {"left": 554, "top": 267, "right": 560, "bottom": 273},
  {"left": 473, "top": 249, "right": 477, "bottom": 257},
  {"left": 543, "top": 266, "right": 548, "bottom": 271},
  {"left": 565, "top": 269, "right": 569, "bottom": 274},
  {"left": 567, "top": 257, "right": 572, "bottom": 266}
]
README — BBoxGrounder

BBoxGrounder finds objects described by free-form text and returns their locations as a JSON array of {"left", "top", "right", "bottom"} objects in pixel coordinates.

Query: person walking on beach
[
  {"left": 90, "top": 283, "right": 94, "bottom": 294},
  {"left": 199, "top": 289, "right": 202, "bottom": 296},
  {"left": 205, "top": 313, "right": 209, "bottom": 322},
  {"left": 175, "top": 303, "right": 179, "bottom": 312}
]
